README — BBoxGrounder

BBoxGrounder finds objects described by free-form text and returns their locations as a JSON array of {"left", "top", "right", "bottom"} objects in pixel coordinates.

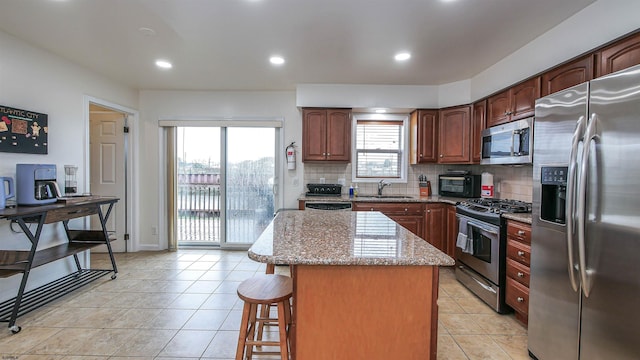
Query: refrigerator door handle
[
  {"left": 577, "top": 113, "right": 599, "bottom": 297},
  {"left": 566, "top": 115, "right": 586, "bottom": 292}
]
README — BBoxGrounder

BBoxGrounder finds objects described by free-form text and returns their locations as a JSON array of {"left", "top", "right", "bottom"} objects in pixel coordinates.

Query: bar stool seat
[{"left": 236, "top": 274, "right": 293, "bottom": 360}]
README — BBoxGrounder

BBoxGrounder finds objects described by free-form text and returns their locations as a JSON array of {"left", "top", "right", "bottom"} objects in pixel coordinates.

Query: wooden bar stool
[{"left": 236, "top": 274, "right": 293, "bottom": 360}]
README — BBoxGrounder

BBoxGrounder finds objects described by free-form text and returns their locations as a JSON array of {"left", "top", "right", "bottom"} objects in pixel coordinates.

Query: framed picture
[{"left": 0, "top": 105, "right": 48, "bottom": 154}]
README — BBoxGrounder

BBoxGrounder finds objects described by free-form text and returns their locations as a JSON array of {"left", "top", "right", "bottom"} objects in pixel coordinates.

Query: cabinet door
[
  {"left": 389, "top": 215, "right": 424, "bottom": 239},
  {"left": 510, "top": 77, "right": 540, "bottom": 121},
  {"left": 424, "top": 203, "right": 446, "bottom": 252},
  {"left": 471, "top": 100, "right": 486, "bottom": 163},
  {"left": 446, "top": 205, "right": 458, "bottom": 259},
  {"left": 541, "top": 55, "right": 594, "bottom": 97},
  {"left": 302, "top": 109, "right": 328, "bottom": 161},
  {"left": 486, "top": 90, "right": 511, "bottom": 127},
  {"left": 597, "top": 32, "right": 640, "bottom": 77},
  {"left": 410, "top": 110, "right": 438, "bottom": 164},
  {"left": 326, "top": 109, "right": 351, "bottom": 161},
  {"left": 438, "top": 106, "right": 471, "bottom": 163}
]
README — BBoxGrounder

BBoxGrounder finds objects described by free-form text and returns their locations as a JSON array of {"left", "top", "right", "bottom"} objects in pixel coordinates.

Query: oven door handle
[
  {"left": 458, "top": 265, "right": 497, "bottom": 294},
  {"left": 466, "top": 220, "right": 499, "bottom": 235}
]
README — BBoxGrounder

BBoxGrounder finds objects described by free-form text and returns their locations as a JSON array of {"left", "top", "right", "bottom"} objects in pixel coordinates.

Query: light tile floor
[{"left": 0, "top": 250, "right": 530, "bottom": 359}]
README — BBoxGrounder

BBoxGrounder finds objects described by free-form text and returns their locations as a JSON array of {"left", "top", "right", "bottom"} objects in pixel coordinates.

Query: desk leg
[
  {"left": 97, "top": 203, "right": 118, "bottom": 278},
  {"left": 8, "top": 214, "right": 46, "bottom": 334}
]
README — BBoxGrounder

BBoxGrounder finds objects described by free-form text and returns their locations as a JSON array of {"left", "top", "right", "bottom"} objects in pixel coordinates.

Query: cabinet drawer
[
  {"left": 506, "top": 258, "right": 530, "bottom": 287},
  {"left": 506, "top": 277, "right": 529, "bottom": 315},
  {"left": 44, "top": 205, "right": 99, "bottom": 223},
  {"left": 507, "top": 239, "right": 531, "bottom": 267},
  {"left": 352, "top": 202, "right": 423, "bottom": 215},
  {"left": 506, "top": 221, "right": 531, "bottom": 244}
]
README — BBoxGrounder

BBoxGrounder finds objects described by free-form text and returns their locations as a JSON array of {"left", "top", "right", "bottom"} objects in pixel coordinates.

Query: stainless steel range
[{"left": 455, "top": 198, "right": 531, "bottom": 313}]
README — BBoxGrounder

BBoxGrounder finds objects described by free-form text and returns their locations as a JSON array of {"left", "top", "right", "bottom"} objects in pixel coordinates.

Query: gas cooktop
[
  {"left": 460, "top": 198, "right": 532, "bottom": 213},
  {"left": 456, "top": 198, "right": 532, "bottom": 225}
]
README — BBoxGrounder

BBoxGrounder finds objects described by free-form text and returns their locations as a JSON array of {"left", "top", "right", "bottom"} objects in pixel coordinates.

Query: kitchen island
[{"left": 248, "top": 210, "right": 454, "bottom": 360}]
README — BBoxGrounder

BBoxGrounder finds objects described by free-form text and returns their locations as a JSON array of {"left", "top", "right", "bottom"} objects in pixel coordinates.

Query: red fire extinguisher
[{"left": 286, "top": 142, "right": 296, "bottom": 170}]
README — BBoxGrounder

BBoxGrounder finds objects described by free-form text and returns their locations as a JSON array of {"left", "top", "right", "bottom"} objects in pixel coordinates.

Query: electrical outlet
[
  {"left": 292, "top": 177, "right": 299, "bottom": 186},
  {"left": 319, "top": 177, "right": 326, "bottom": 184}
]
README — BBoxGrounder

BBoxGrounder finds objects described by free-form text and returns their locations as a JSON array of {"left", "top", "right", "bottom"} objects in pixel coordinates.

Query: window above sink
[{"left": 352, "top": 113, "right": 409, "bottom": 184}]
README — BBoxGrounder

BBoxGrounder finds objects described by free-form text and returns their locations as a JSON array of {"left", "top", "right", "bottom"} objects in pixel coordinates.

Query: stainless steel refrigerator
[{"left": 529, "top": 64, "right": 640, "bottom": 359}]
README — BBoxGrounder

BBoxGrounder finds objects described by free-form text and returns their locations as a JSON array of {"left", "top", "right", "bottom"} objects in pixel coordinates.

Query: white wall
[
  {"left": 138, "top": 90, "right": 300, "bottom": 250},
  {"left": 470, "top": 0, "right": 640, "bottom": 100},
  {"left": 0, "top": 30, "right": 138, "bottom": 301}
]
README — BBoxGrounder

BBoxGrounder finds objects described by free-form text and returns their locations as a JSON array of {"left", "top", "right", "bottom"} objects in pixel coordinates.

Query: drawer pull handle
[
  {"left": 517, "top": 251, "right": 525, "bottom": 257},
  {"left": 517, "top": 297, "right": 525, "bottom": 303},
  {"left": 517, "top": 230, "right": 525, "bottom": 235},
  {"left": 517, "top": 272, "right": 524, "bottom": 278}
]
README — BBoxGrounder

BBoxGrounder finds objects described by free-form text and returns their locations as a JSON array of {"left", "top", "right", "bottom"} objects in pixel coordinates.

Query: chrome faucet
[{"left": 377, "top": 180, "right": 391, "bottom": 195}]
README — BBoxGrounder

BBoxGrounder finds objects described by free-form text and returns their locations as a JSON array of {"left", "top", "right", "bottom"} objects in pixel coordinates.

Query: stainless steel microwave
[{"left": 481, "top": 117, "right": 533, "bottom": 165}]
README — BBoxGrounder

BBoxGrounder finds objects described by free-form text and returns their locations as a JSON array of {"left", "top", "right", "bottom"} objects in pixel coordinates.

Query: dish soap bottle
[
  {"left": 349, "top": 184, "right": 354, "bottom": 198},
  {"left": 354, "top": 183, "right": 358, "bottom": 197}
]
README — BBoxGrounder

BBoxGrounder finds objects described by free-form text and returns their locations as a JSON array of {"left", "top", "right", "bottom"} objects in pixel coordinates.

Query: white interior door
[{"left": 89, "top": 105, "right": 127, "bottom": 252}]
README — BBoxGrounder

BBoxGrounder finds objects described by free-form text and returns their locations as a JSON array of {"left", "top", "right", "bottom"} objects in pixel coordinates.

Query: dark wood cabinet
[
  {"left": 438, "top": 105, "right": 471, "bottom": 163},
  {"left": 471, "top": 100, "right": 486, "bottom": 163},
  {"left": 352, "top": 202, "right": 424, "bottom": 239},
  {"left": 597, "top": 31, "right": 640, "bottom": 77},
  {"left": 302, "top": 108, "right": 351, "bottom": 162},
  {"left": 487, "top": 77, "right": 540, "bottom": 127},
  {"left": 541, "top": 55, "right": 594, "bottom": 97},
  {"left": 505, "top": 220, "right": 532, "bottom": 326},
  {"left": 409, "top": 109, "right": 438, "bottom": 164},
  {"left": 445, "top": 205, "right": 458, "bottom": 259},
  {"left": 424, "top": 203, "right": 446, "bottom": 252}
]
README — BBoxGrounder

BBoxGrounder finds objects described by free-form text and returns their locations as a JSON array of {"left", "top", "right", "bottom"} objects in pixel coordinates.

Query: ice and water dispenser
[{"left": 540, "top": 166, "right": 568, "bottom": 224}]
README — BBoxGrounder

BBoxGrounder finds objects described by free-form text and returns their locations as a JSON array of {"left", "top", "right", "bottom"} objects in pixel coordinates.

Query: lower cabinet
[
  {"left": 445, "top": 205, "right": 458, "bottom": 259},
  {"left": 505, "top": 219, "right": 532, "bottom": 326},
  {"left": 424, "top": 203, "right": 446, "bottom": 252},
  {"left": 352, "top": 202, "right": 424, "bottom": 239}
]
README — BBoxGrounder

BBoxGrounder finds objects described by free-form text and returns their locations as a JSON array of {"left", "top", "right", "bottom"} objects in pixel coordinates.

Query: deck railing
[{"left": 177, "top": 179, "right": 274, "bottom": 244}]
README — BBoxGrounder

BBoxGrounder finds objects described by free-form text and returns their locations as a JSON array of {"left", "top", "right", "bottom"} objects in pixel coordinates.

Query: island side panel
[{"left": 293, "top": 265, "right": 438, "bottom": 360}]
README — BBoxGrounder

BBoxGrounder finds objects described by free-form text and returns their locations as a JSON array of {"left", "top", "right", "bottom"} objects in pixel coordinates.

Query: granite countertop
[
  {"left": 502, "top": 212, "right": 532, "bottom": 224},
  {"left": 298, "top": 194, "right": 465, "bottom": 205},
  {"left": 248, "top": 210, "right": 455, "bottom": 267}
]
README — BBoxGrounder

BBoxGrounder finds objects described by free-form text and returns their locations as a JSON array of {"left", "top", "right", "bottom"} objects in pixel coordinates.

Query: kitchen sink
[{"left": 358, "top": 195, "right": 414, "bottom": 199}]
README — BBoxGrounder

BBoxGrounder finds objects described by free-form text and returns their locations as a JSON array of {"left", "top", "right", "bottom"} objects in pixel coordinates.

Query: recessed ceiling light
[
  {"left": 270, "top": 56, "right": 285, "bottom": 65},
  {"left": 138, "top": 27, "right": 157, "bottom": 37},
  {"left": 155, "top": 60, "right": 173, "bottom": 69},
  {"left": 375, "top": 109, "right": 387, "bottom": 113},
  {"left": 394, "top": 52, "right": 411, "bottom": 61}
]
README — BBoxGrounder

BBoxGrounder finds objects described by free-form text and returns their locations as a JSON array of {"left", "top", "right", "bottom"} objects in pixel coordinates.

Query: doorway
[
  {"left": 173, "top": 124, "right": 279, "bottom": 249},
  {"left": 88, "top": 102, "right": 133, "bottom": 252}
]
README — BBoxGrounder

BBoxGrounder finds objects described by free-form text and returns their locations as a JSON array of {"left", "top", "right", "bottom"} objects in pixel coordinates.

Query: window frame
[{"left": 351, "top": 113, "right": 409, "bottom": 183}]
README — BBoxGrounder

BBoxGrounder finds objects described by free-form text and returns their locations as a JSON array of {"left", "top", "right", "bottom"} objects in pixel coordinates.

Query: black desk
[{"left": 0, "top": 197, "right": 119, "bottom": 334}]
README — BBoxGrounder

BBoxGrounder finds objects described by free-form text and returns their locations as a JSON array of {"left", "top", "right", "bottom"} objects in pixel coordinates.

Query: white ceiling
[{"left": 0, "top": 0, "right": 596, "bottom": 91}]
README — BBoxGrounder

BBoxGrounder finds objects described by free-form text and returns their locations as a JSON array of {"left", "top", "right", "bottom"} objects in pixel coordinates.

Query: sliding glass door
[{"left": 176, "top": 125, "right": 277, "bottom": 248}]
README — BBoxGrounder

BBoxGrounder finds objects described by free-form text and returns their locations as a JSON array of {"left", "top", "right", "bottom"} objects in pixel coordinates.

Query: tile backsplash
[{"left": 303, "top": 163, "right": 533, "bottom": 202}]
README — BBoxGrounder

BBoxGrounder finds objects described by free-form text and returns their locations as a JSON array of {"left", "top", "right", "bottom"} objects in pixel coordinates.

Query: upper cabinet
[
  {"left": 438, "top": 105, "right": 471, "bottom": 163},
  {"left": 302, "top": 108, "right": 351, "bottom": 162},
  {"left": 597, "top": 32, "right": 640, "bottom": 77},
  {"left": 409, "top": 109, "right": 438, "bottom": 164},
  {"left": 541, "top": 55, "right": 594, "bottom": 97},
  {"left": 487, "top": 77, "right": 540, "bottom": 127},
  {"left": 471, "top": 100, "right": 486, "bottom": 164}
]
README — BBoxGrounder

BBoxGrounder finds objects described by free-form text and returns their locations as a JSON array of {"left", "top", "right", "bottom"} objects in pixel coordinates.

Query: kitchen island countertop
[{"left": 248, "top": 210, "right": 454, "bottom": 266}]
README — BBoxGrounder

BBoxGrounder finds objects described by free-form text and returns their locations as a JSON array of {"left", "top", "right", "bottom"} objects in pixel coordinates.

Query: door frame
[{"left": 83, "top": 95, "right": 139, "bottom": 252}]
